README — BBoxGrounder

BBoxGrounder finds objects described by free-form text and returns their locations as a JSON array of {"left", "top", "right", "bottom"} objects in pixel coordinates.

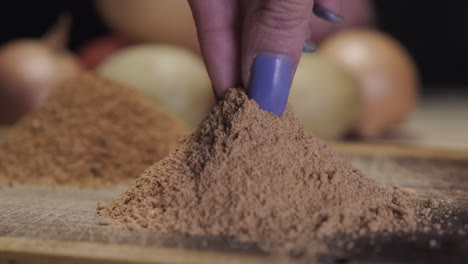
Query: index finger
[{"left": 188, "top": 0, "right": 242, "bottom": 99}]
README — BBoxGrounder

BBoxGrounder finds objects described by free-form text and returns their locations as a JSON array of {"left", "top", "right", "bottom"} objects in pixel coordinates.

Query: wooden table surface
[
  {"left": 367, "top": 91, "right": 468, "bottom": 150},
  {"left": 1, "top": 145, "right": 467, "bottom": 264}
]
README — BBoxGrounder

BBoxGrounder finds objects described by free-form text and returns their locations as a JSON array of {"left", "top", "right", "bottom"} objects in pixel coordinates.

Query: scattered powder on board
[
  {"left": 100, "top": 89, "right": 431, "bottom": 254},
  {"left": 0, "top": 74, "right": 188, "bottom": 187}
]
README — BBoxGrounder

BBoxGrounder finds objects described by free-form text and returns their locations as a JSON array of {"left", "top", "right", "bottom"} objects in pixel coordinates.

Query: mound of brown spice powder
[
  {"left": 100, "top": 89, "right": 428, "bottom": 254},
  {"left": 0, "top": 74, "right": 188, "bottom": 187}
]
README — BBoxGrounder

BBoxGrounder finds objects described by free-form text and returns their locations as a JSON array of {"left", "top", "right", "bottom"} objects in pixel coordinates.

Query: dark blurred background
[{"left": 0, "top": 0, "right": 467, "bottom": 91}]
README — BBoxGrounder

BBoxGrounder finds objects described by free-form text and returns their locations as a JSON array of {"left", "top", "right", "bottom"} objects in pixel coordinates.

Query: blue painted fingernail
[
  {"left": 303, "top": 40, "right": 318, "bottom": 53},
  {"left": 248, "top": 52, "right": 293, "bottom": 116},
  {"left": 313, "top": 4, "right": 344, "bottom": 24}
]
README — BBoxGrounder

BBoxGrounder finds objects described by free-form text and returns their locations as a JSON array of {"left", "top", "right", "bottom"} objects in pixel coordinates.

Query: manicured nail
[
  {"left": 303, "top": 40, "right": 318, "bottom": 53},
  {"left": 313, "top": 4, "right": 344, "bottom": 24},
  {"left": 248, "top": 52, "right": 293, "bottom": 116},
  {"left": 212, "top": 85, "right": 220, "bottom": 103}
]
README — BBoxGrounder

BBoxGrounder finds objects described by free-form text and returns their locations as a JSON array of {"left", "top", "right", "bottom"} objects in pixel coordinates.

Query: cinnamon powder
[
  {"left": 100, "top": 89, "right": 429, "bottom": 253},
  {"left": 0, "top": 74, "right": 187, "bottom": 187}
]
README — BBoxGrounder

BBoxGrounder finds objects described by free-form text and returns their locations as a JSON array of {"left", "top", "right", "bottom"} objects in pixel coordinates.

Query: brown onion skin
[
  {"left": 0, "top": 40, "right": 83, "bottom": 124},
  {"left": 319, "top": 30, "right": 420, "bottom": 139}
]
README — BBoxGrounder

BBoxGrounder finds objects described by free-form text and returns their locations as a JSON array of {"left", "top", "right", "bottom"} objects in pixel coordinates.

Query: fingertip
[
  {"left": 303, "top": 40, "right": 318, "bottom": 53},
  {"left": 188, "top": 0, "right": 242, "bottom": 100},
  {"left": 316, "top": 0, "right": 343, "bottom": 14},
  {"left": 249, "top": 53, "right": 293, "bottom": 116},
  {"left": 313, "top": 4, "right": 344, "bottom": 24}
]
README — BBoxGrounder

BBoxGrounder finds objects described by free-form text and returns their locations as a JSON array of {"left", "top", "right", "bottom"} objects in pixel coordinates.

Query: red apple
[{"left": 77, "top": 36, "right": 131, "bottom": 69}]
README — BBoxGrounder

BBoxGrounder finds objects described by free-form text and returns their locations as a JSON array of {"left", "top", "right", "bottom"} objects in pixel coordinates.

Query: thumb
[{"left": 242, "top": 0, "right": 314, "bottom": 116}]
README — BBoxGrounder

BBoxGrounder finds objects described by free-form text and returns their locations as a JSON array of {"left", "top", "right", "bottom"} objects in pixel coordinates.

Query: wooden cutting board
[{"left": 1, "top": 143, "right": 467, "bottom": 264}]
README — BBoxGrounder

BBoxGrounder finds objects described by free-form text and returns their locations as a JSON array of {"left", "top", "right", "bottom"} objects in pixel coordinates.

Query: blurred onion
[
  {"left": 319, "top": 30, "right": 419, "bottom": 138},
  {"left": 0, "top": 15, "right": 83, "bottom": 124},
  {"left": 289, "top": 54, "right": 361, "bottom": 140},
  {"left": 96, "top": 44, "right": 213, "bottom": 128},
  {"left": 95, "top": 0, "right": 199, "bottom": 52}
]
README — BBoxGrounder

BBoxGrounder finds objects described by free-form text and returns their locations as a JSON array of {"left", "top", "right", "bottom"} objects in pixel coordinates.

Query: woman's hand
[{"left": 189, "top": 0, "right": 342, "bottom": 115}]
